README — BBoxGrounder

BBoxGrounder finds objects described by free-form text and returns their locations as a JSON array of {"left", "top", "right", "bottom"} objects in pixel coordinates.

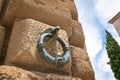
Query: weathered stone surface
[
  {"left": 5, "top": 18, "right": 71, "bottom": 75},
  {"left": 0, "top": 25, "right": 5, "bottom": 64},
  {"left": 0, "top": 65, "right": 43, "bottom": 80},
  {"left": 70, "top": 46, "right": 95, "bottom": 80},
  {"left": 70, "top": 20, "right": 85, "bottom": 48},
  {"left": 62, "top": 0, "right": 78, "bottom": 20},
  {"left": 0, "top": 65, "right": 81, "bottom": 80},
  {"left": 45, "top": 74, "right": 81, "bottom": 80},
  {"left": 2, "top": 0, "right": 73, "bottom": 37}
]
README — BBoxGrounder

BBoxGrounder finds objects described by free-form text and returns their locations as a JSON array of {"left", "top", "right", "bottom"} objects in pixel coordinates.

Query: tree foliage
[{"left": 106, "top": 30, "right": 120, "bottom": 80}]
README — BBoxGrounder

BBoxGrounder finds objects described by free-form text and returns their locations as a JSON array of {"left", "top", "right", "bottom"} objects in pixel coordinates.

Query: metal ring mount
[{"left": 37, "top": 32, "right": 70, "bottom": 68}]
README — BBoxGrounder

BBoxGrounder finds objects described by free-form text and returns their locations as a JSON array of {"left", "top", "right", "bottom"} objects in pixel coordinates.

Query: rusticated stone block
[
  {"left": 70, "top": 46, "right": 95, "bottom": 80},
  {"left": 2, "top": 0, "right": 72, "bottom": 37},
  {"left": 70, "top": 20, "right": 85, "bottom": 48},
  {"left": 0, "top": 65, "right": 43, "bottom": 80},
  {"left": 0, "top": 25, "right": 5, "bottom": 64},
  {"left": 0, "top": 65, "right": 81, "bottom": 80},
  {"left": 5, "top": 18, "right": 71, "bottom": 75},
  {"left": 62, "top": 0, "right": 78, "bottom": 20}
]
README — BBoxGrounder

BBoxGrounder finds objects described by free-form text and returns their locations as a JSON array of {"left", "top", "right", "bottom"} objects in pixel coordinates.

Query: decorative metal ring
[{"left": 37, "top": 33, "right": 70, "bottom": 68}]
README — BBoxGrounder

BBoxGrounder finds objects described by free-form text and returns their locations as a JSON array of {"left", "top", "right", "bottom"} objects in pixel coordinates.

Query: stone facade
[
  {"left": 5, "top": 19, "right": 71, "bottom": 75},
  {"left": 0, "top": 0, "right": 95, "bottom": 80},
  {"left": 109, "top": 12, "right": 120, "bottom": 37},
  {"left": 0, "top": 65, "right": 81, "bottom": 80}
]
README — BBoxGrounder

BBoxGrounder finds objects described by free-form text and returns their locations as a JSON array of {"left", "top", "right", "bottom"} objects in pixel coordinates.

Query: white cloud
[
  {"left": 94, "top": 0, "right": 120, "bottom": 21},
  {"left": 75, "top": 0, "right": 103, "bottom": 60},
  {"left": 95, "top": 49, "right": 115, "bottom": 80},
  {"left": 94, "top": 0, "right": 120, "bottom": 43},
  {"left": 83, "top": 23, "right": 103, "bottom": 60}
]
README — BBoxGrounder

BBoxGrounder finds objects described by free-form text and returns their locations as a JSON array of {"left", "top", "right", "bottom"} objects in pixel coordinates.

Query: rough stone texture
[
  {"left": 0, "top": 0, "right": 95, "bottom": 80},
  {"left": 0, "top": 65, "right": 43, "bottom": 80},
  {"left": 5, "top": 18, "right": 71, "bottom": 75},
  {"left": 62, "top": 0, "right": 78, "bottom": 20},
  {"left": 2, "top": 0, "right": 73, "bottom": 37},
  {"left": 0, "top": 25, "right": 5, "bottom": 64},
  {"left": 70, "top": 20, "right": 85, "bottom": 48},
  {"left": 45, "top": 74, "right": 81, "bottom": 80},
  {"left": 0, "top": 65, "right": 81, "bottom": 80},
  {"left": 70, "top": 46, "right": 95, "bottom": 80}
]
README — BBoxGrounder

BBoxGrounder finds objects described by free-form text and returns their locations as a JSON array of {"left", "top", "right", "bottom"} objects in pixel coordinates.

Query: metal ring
[{"left": 37, "top": 33, "right": 70, "bottom": 68}]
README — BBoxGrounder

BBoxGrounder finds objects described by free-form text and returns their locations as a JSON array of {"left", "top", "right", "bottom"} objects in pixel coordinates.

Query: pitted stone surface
[
  {"left": 0, "top": 65, "right": 81, "bottom": 80},
  {"left": 70, "top": 20, "right": 85, "bottom": 48},
  {"left": 5, "top": 19, "right": 71, "bottom": 75},
  {"left": 2, "top": 0, "right": 73, "bottom": 37},
  {"left": 70, "top": 46, "right": 95, "bottom": 80},
  {"left": 0, "top": 65, "right": 43, "bottom": 80}
]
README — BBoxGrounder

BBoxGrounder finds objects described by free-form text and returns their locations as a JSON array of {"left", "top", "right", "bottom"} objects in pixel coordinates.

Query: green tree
[{"left": 106, "top": 30, "right": 120, "bottom": 80}]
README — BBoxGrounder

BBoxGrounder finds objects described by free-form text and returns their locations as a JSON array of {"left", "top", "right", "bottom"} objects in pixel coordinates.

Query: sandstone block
[
  {"left": 0, "top": 65, "right": 43, "bottom": 80},
  {"left": 62, "top": 0, "right": 78, "bottom": 20},
  {"left": 0, "top": 25, "right": 5, "bottom": 64},
  {"left": 70, "top": 20, "right": 85, "bottom": 48},
  {"left": 70, "top": 46, "right": 95, "bottom": 80},
  {"left": 0, "top": 65, "right": 81, "bottom": 80},
  {"left": 2, "top": 0, "right": 73, "bottom": 37},
  {"left": 5, "top": 18, "right": 71, "bottom": 75}
]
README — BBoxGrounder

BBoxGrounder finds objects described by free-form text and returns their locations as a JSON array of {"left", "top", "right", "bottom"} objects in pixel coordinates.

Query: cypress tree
[{"left": 106, "top": 30, "right": 120, "bottom": 80}]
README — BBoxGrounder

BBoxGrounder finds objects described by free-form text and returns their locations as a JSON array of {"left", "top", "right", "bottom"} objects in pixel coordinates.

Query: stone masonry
[{"left": 0, "top": 0, "right": 95, "bottom": 80}]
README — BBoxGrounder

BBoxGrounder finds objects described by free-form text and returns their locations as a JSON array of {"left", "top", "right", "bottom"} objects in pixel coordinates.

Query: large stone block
[
  {"left": 5, "top": 18, "right": 71, "bottom": 75},
  {"left": 70, "top": 20, "right": 85, "bottom": 48},
  {"left": 0, "top": 25, "right": 5, "bottom": 64},
  {"left": 2, "top": 0, "right": 73, "bottom": 37},
  {"left": 0, "top": 65, "right": 43, "bottom": 80},
  {"left": 0, "top": 65, "right": 81, "bottom": 80},
  {"left": 70, "top": 46, "right": 95, "bottom": 80}
]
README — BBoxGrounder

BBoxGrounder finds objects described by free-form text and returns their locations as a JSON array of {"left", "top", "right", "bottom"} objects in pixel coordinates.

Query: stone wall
[{"left": 0, "top": 0, "right": 95, "bottom": 80}]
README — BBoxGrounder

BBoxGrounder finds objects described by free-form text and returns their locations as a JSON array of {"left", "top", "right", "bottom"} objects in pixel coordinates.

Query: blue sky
[{"left": 75, "top": 0, "right": 120, "bottom": 80}]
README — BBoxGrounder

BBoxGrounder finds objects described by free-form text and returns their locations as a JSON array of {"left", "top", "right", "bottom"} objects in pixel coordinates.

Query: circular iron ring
[{"left": 37, "top": 33, "right": 70, "bottom": 68}]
